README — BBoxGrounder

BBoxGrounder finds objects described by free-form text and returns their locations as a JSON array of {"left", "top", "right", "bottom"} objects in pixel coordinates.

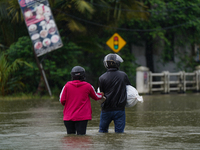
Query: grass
[{"left": 0, "top": 93, "right": 57, "bottom": 101}]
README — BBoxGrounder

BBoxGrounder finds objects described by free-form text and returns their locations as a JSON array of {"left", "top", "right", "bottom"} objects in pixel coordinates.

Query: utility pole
[{"left": 33, "top": 48, "right": 52, "bottom": 97}]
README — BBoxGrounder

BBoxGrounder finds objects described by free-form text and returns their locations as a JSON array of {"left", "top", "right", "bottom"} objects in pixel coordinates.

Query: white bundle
[{"left": 126, "top": 85, "right": 143, "bottom": 107}]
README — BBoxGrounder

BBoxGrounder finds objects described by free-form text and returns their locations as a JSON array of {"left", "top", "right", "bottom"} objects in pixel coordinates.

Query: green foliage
[
  {"left": 127, "top": 0, "right": 200, "bottom": 71},
  {"left": 120, "top": 50, "right": 138, "bottom": 86},
  {"left": 41, "top": 40, "right": 84, "bottom": 91},
  {"left": 0, "top": 0, "right": 28, "bottom": 47},
  {"left": 175, "top": 45, "right": 199, "bottom": 72},
  {"left": 6, "top": 36, "right": 39, "bottom": 93},
  {"left": 5, "top": 36, "right": 85, "bottom": 95},
  {"left": 0, "top": 51, "right": 32, "bottom": 96},
  {"left": 2, "top": 0, "right": 200, "bottom": 96}
]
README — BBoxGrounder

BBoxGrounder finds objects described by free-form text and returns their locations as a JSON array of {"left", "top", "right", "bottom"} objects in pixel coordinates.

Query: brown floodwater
[{"left": 0, "top": 93, "right": 200, "bottom": 150}]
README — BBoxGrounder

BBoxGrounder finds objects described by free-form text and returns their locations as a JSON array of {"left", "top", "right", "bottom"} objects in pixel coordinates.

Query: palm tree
[
  {"left": 0, "top": 0, "right": 149, "bottom": 95},
  {"left": 0, "top": 52, "right": 32, "bottom": 96},
  {"left": 0, "top": 0, "right": 11, "bottom": 46},
  {"left": 54, "top": 0, "right": 95, "bottom": 32},
  {"left": 55, "top": 0, "right": 148, "bottom": 32},
  {"left": 0, "top": 0, "right": 27, "bottom": 47}
]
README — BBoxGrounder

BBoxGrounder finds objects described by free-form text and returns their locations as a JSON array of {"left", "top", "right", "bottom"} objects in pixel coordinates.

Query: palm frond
[
  {"left": 68, "top": 19, "right": 86, "bottom": 32},
  {"left": 5, "top": 77, "right": 25, "bottom": 94},
  {"left": 73, "top": 0, "right": 94, "bottom": 14},
  {"left": 126, "top": 1, "right": 149, "bottom": 20},
  {"left": 7, "top": 0, "right": 23, "bottom": 23},
  {"left": 0, "top": 44, "right": 6, "bottom": 50},
  {"left": 0, "top": 52, "right": 32, "bottom": 96},
  {"left": 0, "top": 1, "right": 9, "bottom": 20}
]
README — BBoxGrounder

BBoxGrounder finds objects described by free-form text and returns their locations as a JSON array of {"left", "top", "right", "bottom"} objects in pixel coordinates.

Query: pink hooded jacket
[{"left": 59, "top": 80, "right": 103, "bottom": 121}]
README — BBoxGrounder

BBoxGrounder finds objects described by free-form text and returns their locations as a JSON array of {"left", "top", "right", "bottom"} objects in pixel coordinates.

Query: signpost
[
  {"left": 18, "top": 0, "right": 63, "bottom": 96},
  {"left": 18, "top": 0, "right": 63, "bottom": 57},
  {"left": 106, "top": 33, "right": 126, "bottom": 53}
]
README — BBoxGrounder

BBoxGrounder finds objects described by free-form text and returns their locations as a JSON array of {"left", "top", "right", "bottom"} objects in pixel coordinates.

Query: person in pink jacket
[{"left": 59, "top": 66, "right": 104, "bottom": 135}]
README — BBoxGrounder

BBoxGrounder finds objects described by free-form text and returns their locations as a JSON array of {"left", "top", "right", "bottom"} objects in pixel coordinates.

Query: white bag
[
  {"left": 126, "top": 85, "right": 143, "bottom": 107},
  {"left": 97, "top": 87, "right": 106, "bottom": 104}
]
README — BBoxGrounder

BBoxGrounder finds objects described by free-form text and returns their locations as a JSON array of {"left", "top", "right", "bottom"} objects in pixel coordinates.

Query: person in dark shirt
[{"left": 98, "top": 53, "right": 131, "bottom": 133}]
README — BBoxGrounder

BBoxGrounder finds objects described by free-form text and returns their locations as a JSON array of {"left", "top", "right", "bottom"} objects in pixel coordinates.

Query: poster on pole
[{"left": 18, "top": 0, "right": 63, "bottom": 57}]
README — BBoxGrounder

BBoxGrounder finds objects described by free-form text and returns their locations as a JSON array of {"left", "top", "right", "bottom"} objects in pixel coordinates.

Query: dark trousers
[
  {"left": 64, "top": 120, "right": 88, "bottom": 135},
  {"left": 99, "top": 110, "right": 125, "bottom": 133}
]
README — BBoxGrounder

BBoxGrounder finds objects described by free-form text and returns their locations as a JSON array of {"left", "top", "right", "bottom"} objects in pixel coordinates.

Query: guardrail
[{"left": 149, "top": 71, "right": 200, "bottom": 94}]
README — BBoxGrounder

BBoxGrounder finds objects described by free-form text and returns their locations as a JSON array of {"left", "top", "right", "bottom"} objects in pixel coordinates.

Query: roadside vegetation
[
  {"left": 0, "top": 93, "right": 54, "bottom": 101},
  {"left": 1, "top": 0, "right": 200, "bottom": 97}
]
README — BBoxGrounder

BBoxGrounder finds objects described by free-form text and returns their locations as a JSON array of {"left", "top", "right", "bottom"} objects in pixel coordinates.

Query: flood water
[{"left": 1, "top": 93, "right": 200, "bottom": 150}]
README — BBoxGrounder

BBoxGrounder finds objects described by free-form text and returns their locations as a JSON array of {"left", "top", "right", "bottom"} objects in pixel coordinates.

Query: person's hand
[{"left": 100, "top": 92, "right": 104, "bottom": 96}]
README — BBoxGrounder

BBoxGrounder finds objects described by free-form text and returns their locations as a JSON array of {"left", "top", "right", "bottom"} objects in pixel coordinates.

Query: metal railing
[{"left": 149, "top": 71, "right": 200, "bottom": 94}]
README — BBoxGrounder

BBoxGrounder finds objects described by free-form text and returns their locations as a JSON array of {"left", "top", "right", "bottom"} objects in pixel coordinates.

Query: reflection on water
[
  {"left": 1, "top": 94, "right": 200, "bottom": 150},
  {"left": 61, "top": 135, "right": 93, "bottom": 150}
]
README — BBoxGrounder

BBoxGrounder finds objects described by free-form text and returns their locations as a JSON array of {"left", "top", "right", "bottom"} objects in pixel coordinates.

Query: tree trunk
[{"left": 34, "top": 75, "right": 45, "bottom": 96}]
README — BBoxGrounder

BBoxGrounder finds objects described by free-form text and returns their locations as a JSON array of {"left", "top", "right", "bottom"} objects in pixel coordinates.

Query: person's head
[
  {"left": 103, "top": 53, "right": 123, "bottom": 69},
  {"left": 71, "top": 66, "right": 86, "bottom": 81}
]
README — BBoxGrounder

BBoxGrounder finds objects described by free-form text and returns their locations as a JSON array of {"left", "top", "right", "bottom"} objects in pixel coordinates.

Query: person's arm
[
  {"left": 59, "top": 85, "right": 67, "bottom": 106},
  {"left": 89, "top": 85, "right": 104, "bottom": 100}
]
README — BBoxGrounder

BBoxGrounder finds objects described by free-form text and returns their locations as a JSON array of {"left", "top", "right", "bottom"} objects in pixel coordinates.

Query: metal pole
[{"left": 32, "top": 48, "right": 52, "bottom": 97}]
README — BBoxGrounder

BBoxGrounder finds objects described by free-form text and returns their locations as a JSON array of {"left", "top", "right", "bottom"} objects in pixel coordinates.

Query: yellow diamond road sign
[{"left": 106, "top": 33, "right": 126, "bottom": 53}]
